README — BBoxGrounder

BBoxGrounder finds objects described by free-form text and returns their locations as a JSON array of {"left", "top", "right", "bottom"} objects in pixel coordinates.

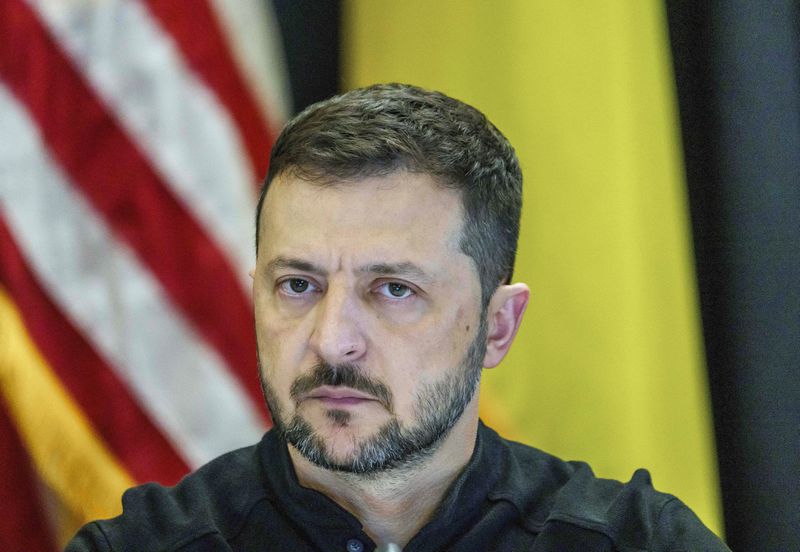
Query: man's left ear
[{"left": 482, "top": 283, "right": 530, "bottom": 368}]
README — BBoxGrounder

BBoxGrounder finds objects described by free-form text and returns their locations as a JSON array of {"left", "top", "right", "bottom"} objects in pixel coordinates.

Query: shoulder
[
  {"left": 549, "top": 466, "right": 728, "bottom": 551},
  {"left": 67, "top": 436, "right": 271, "bottom": 552},
  {"left": 483, "top": 428, "right": 729, "bottom": 551}
]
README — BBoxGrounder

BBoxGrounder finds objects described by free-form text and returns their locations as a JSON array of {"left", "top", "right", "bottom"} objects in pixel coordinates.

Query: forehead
[{"left": 258, "top": 171, "right": 468, "bottom": 270}]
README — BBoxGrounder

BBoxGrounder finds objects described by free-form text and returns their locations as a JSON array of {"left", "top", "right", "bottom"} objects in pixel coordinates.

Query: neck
[{"left": 289, "top": 406, "right": 479, "bottom": 548}]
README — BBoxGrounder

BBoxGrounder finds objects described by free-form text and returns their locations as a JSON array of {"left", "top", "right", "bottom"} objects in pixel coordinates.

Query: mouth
[{"left": 303, "top": 386, "right": 380, "bottom": 408}]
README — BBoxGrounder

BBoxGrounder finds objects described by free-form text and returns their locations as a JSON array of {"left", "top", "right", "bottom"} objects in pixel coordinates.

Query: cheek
[
  {"left": 261, "top": 327, "right": 303, "bottom": 376},
  {"left": 255, "top": 301, "right": 311, "bottom": 387},
  {"left": 381, "top": 311, "right": 475, "bottom": 415},
  {"left": 416, "top": 305, "right": 476, "bottom": 361},
  {"left": 256, "top": 286, "right": 304, "bottom": 343}
]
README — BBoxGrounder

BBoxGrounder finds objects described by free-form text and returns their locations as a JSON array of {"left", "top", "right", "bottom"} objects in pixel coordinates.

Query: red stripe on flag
[
  {"left": 0, "top": 396, "right": 57, "bottom": 552},
  {"left": 0, "top": 219, "right": 190, "bottom": 485},
  {"left": 0, "top": 2, "right": 269, "bottom": 424},
  {"left": 147, "top": 0, "right": 277, "bottom": 180}
]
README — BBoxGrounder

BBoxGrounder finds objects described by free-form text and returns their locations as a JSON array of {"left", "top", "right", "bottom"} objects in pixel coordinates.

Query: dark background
[{"left": 667, "top": 2, "right": 800, "bottom": 550}]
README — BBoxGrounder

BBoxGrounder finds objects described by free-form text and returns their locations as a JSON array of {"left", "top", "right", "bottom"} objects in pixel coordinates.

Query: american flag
[{"left": 0, "top": 0, "right": 287, "bottom": 547}]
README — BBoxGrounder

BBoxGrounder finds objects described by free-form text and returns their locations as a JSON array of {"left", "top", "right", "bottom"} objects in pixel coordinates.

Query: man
[{"left": 68, "top": 84, "right": 729, "bottom": 551}]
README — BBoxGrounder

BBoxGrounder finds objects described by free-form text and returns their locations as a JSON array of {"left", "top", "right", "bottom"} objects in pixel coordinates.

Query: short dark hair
[{"left": 255, "top": 83, "right": 522, "bottom": 307}]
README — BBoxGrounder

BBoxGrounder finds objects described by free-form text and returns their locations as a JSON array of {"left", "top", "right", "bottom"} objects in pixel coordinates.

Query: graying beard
[
  {"left": 273, "top": 314, "right": 487, "bottom": 475},
  {"left": 325, "top": 409, "right": 351, "bottom": 427},
  {"left": 281, "top": 348, "right": 482, "bottom": 475}
]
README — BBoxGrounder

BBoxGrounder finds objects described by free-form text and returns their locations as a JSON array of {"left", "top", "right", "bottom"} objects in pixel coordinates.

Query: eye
[
  {"left": 376, "top": 281, "right": 414, "bottom": 299},
  {"left": 278, "top": 278, "right": 319, "bottom": 296}
]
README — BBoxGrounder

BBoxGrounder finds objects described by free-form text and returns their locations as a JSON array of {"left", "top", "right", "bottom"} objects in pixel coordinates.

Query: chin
[
  {"left": 319, "top": 441, "right": 364, "bottom": 466},
  {"left": 319, "top": 412, "right": 380, "bottom": 444}
]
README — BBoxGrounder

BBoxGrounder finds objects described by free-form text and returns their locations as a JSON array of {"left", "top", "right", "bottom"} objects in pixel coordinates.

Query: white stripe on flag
[
  {"left": 209, "top": 0, "right": 293, "bottom": 124},
  {"left": 27, "top": 0, "right": 258, "bottom": 292},
  {"left": 0, "top": 85, "right": 265, "bottom": 468}
]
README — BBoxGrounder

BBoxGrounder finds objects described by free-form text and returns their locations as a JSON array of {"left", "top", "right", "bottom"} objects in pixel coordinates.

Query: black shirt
[{"left": 66, "top": 423, "right": 729, "bottom": 551}]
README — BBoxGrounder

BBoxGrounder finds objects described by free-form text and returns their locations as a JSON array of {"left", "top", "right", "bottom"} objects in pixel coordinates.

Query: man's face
[{"left": 253, "top": 171, "right": 486, "bottom": 474}]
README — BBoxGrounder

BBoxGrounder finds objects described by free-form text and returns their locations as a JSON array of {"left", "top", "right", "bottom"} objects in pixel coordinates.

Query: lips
[{"left": 304, "top": 386, "right": 378, "bottom": 406}]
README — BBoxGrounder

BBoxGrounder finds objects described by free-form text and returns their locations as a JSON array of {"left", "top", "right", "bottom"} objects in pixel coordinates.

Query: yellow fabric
[
  {"left": 343, "top": 0, "right": 722, "bottom": 534},
  {"left": 0, "top": 287, "right": 134, "bottom": 544}
]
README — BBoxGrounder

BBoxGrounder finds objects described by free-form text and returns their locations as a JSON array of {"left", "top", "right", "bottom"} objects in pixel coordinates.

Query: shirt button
[{"left": 346, "top": 538, "right": 364, "bottom": 552}]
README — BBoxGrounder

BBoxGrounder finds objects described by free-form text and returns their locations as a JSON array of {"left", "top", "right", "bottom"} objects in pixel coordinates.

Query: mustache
[{"left": 290, "top": 362, "right": 393, "bottom": 409}]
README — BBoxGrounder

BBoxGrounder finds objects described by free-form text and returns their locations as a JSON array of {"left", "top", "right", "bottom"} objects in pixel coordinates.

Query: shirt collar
[
  {"left": 257, "top": 421, "right": 564, "bottom": 547},
  {"left": 259, "top": 428, "right": 365, "bottom": 531}
]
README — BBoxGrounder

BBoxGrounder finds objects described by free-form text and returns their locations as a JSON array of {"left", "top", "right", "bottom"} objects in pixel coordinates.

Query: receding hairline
[{"left": 255, "top": 167, "right": 469, "bottom": 254}]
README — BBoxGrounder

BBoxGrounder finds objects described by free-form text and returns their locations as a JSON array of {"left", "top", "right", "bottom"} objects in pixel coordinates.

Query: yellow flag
[
  {"left": 343, "top": 0, "right": 722, "bottom": 533},
  {"left": 0, "top": 288, "right": 134, "bottom": 544}
]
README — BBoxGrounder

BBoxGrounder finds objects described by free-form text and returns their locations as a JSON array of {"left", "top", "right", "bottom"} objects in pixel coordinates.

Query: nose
[{"left": 308, "top": 285, "right": 367, "bottom": 364}]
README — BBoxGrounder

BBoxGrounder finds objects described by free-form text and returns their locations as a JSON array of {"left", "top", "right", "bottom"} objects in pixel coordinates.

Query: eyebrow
[{"left": 265, "top": 257, "right": 434, "bottom": 283}]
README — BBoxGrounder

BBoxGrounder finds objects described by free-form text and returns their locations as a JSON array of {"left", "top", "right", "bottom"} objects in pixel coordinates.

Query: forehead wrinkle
[
  {"left": 357, "top": 261, "right": 435, "bottom": 285},
  {"left": 266, "top": 256, "right": 439, "bottom": 284},
  {"left": 266, "top": 256, "right": 327, "bottom": 277}
]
